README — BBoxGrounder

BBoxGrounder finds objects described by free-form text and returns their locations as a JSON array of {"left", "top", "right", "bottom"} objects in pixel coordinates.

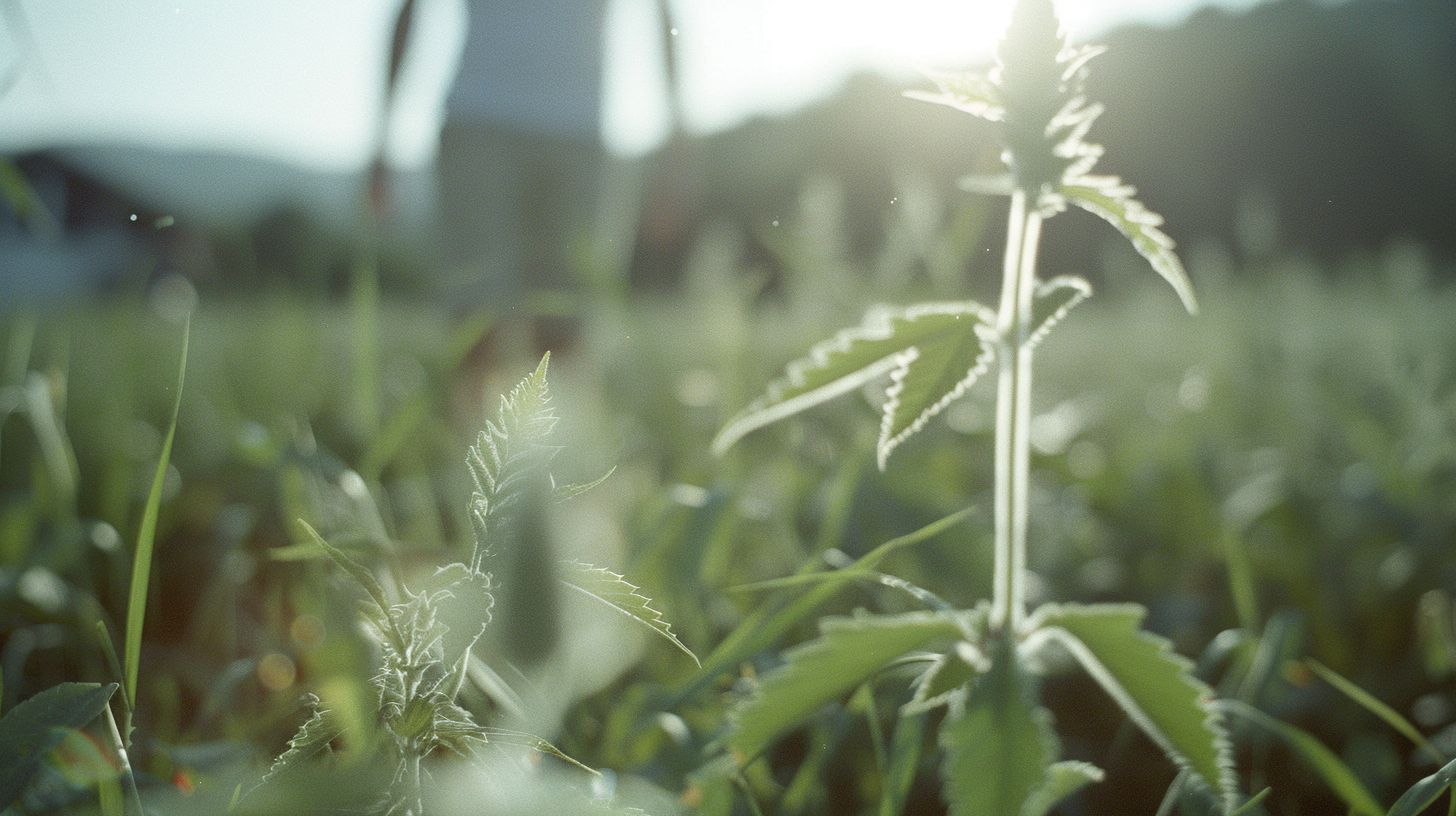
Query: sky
[{"left": 0, "top": 0, "right": 1266, "bottom": 168}]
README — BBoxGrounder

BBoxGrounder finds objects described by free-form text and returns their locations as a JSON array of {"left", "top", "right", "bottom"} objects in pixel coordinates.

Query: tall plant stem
[{"left": 991, "top": 189, "right": 1043, "bottom": 633}]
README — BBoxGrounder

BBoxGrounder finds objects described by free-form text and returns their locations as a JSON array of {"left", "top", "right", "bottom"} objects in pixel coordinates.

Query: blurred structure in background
[
  {"left": 434, "top": 0, "right": 619, "bottom": 304},
  {"left": 1, "top": 0, "right": 1454, "bottom": 305}
]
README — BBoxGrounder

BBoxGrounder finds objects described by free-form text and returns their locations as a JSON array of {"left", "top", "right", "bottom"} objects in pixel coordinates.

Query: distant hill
[{"left": 636, "top": 0, "right": 1456, "bottom": 285}]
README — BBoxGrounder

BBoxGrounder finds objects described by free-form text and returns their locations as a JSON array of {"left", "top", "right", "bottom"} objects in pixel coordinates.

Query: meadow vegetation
[{"left": 1, "top": 0, "right": 1455, "bottom": 813}]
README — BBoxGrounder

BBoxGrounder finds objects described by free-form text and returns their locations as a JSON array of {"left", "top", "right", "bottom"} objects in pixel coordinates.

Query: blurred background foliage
[{"left": 2, "top": 0, "right": 1456, "bottom": 812}]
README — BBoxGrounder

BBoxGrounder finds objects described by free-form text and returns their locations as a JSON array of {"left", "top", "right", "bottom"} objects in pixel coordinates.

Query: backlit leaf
[
  {"left": 713, "top": 302, "right": 996, "bottom": 470},
  {"left": 1061, "top": 177, "right": 1197, "bottom": 314},
  {"left": 560, "top": 560, "right": 699, "bottom": 666},
  {"left": 1033, "top": 604, "right": 1235, "bottom": 807}
]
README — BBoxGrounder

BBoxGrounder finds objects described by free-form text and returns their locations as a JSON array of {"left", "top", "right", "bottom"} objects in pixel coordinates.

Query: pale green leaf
[
  {"left": 1033, "top": 603, "right": 1235, "bottom": 807},
  {"left": 468, "top": 352, "right": 559, "bottom": 568},
  {"left": 1307, "top": 659, "right": 1445, "bottom": 764},
  {"left": 904, "top": 643, "right": 982, "bottom": 715},
  {"left": 477, "top": 727, "right": 600, "bottom": 776},
  {"left": 904, "top": 70, "right": 1005, "bottom": 122},
  {"left": 0, "top": 682, "right": 118, "bottom": 809},
  {"left": 259, "top": 694, "right": 342, "bottom": 787},
  {"left": 1062, "top": 177, "right": 1197, "bottom": 314},
  {"left": 552, "top": 465, "right": 617, "bottom": 502},
  {"left": 713, "top": 302, "right": 996, "bottom": 470},
  {"left": 940, "top": 638, "right": 1056, "bottom": 816},
  {"left": 1218, "top": 699, "right": 1381, "bottom": 816},
  {"left": 1025, "top": 761, "right": 1105, "bottom": 816},
  {"left": 1387, "top": 755, "right": 1456, "bottom": 816},
  {"left": 422, "top": 564, "right": 496, "bottom": 669},
  {"left": 560, "top": 560, "right": 699, "bottom": 666},
  {"left": 729, "top": 612, "right": 962, "bottom": 762},
  {"left": 1027, "top": 275, "right": 1092, "bottom": 351}
]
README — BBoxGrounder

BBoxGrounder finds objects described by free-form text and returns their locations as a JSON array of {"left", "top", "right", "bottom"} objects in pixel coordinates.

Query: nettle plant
[
  {"left": 258, "top": 354, "right": 694, "bottom": 815},
  {"left": 713, "top": 1, "right": 1241, "bottom": 813}
]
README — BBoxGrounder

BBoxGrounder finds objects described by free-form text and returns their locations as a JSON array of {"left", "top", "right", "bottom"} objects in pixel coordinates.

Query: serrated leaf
[
  {"left": 1218, "top": 699, "right": 1381, "bottom": 816},
  {"left": 1387, "top": 755, "right": 1456, "bottom": 816},
  {"left": 940, "top": 638, "right": 1056, "bottom": 816},
  {"left": 730, "top": 612, "right": 963, "bottom": 762},
  {"left": 467, "top": 352, "right": 559, "bottom": 568},
  {"left": 713, "top": 302, "right": 996, "bottom": 470},
  {"left": 422, "top": 564, "right": 496, "bottom": 669},
  {"left": 559, "top": 560, "right": 699, "bottom": 666},
  {"left": 1062, "top": 177, "right": 1197, "bottom": 314},
  {"left": 0, "top": 682, "right": 117, "bottom": 809},
  {"left": 477, "top": 727, "right": 599, "bottom": 776},
  {"left": 258, "top": 694, "right": 342, "bottom": 787},
  {"left": 1033, "top": 604, "right": 1235, "bottom": 807},
  {"left": 904, "top": 70, "right": 1005, "bottom": 122},
  {"left": 879, "top": 309, "right": 1000, "bottom": 469},
  {"left": 1027, "top": 275, "right": 1092, "bottom": 351},
  {"left": 1025, "top": 761, "right": 1105, "bottom": 816},
  {"left": 904, "top": 644, "right": 982, "bottom": 714}
]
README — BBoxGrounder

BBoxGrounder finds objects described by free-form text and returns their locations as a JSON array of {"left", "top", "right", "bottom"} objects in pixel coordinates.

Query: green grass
[{"left": 0, "top": 221, "right": 1453, "bottom": 813}]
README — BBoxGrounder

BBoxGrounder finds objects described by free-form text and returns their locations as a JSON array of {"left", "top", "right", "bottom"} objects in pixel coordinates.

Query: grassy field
[{"left": 1, "top": 230, "right": 1454, "bottom": 814}]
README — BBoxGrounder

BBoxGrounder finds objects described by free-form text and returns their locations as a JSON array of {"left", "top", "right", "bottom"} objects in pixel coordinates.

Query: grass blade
[
  {"left": 122, "top": 316, "right": 189, "bottom": 742},
  {"left": 1218, "top": 699, "right": 1381, "bottom": 816},
  {"left": 685, "top": 507, "right": 975, "bottom": 700},
  {"left": 1306, "top": 659, "right": 1445, "bottom": 764},
  {"left": 1387, "top": 756, "right": 1456, "bottom": 816}
]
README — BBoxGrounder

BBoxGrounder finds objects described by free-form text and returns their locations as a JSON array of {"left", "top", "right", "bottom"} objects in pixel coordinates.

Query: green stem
[
  {"left": 103, "top": 702, "right": 146, "bottom": 816},
  {"left": 992, "top": 189, "right": 1043, "bottom": 633}
]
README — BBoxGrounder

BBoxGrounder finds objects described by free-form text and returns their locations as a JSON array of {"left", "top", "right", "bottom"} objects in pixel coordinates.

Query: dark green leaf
[
  {"left": 730, "top": 612, "right": 962, "bottom": 762},
  {"left": 0, "top": 682, "right": 117, "bottom": 809},
  {"left": 939, "top": 638, "right": 1056, "bottom": 816}
]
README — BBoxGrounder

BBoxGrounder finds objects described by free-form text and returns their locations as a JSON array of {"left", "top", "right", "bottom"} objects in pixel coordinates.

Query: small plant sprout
[
  {"left": 713, "top": 0, "right": 1238, "bottom": 813},
  {"left": 258, "top": 354, "right": 696, "bottom": 815}
]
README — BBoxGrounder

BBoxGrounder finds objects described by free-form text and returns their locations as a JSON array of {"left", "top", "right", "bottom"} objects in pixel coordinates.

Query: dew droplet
[
  {"left": 129, "top": 213, "right": 138, "bottom": 222},
  {"left": 669, "top": 27, "right": 679, "bottom": 36},
  {"left": 771, "top": 219, "right": 780, "bottom": 227}
]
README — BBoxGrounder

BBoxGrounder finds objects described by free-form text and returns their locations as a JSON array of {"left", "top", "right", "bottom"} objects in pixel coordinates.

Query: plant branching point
[{"left": 716, "top": 0, "right": 1237, "bottom": 811}]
